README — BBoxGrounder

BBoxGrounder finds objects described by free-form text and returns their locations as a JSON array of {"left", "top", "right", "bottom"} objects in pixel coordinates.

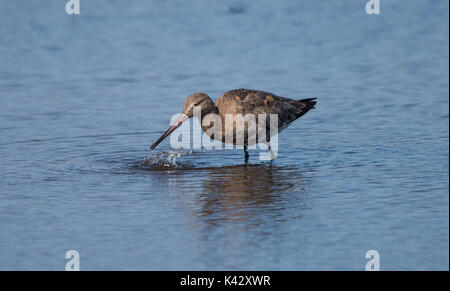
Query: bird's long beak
[{"left": 150, "top": 114, "right": 189, "bottom": 150}]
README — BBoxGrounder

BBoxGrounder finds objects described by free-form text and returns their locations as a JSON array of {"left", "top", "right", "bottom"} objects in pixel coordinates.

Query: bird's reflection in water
[{"left": 193, "top": 164, "right": 311, "bottom": 226}]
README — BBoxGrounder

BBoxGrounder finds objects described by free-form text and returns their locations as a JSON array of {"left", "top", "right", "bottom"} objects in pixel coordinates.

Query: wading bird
[{"left": 150, "top": 89, "right": 316, "bottom": 162}]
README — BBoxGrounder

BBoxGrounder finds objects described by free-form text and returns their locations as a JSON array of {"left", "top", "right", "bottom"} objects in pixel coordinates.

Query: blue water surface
[{"left": 0, "top": 0, "right": 448, "bottom": 270}]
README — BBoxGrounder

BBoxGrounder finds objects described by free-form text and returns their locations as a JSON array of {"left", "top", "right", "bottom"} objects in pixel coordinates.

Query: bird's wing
[
  {"left": 229, "top": 89, "right": 314, "bottom": 127},
  {"left": 215, "top": 89, "right": 316, "bottom": 137}
]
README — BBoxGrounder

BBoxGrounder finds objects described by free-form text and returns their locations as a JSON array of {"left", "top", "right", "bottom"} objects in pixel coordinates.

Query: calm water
[{"left": 0, "top": 0, "right": 448, "bottom": 270}]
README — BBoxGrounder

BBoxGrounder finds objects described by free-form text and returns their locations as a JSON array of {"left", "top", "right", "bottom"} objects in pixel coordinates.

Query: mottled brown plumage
[
  {"left": 150, "top": 88, "right": 317, "bottom": 161},
  {"left": 215, "top": 89, "right": 316, "bottom": 132}
]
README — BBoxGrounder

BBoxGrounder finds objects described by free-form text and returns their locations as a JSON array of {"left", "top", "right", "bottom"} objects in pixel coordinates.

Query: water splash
[{"left": 139, "top": 149, "right": 191, "bottom": 170}]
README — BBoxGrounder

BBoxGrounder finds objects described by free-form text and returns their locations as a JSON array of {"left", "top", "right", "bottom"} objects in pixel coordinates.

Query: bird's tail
[{"left": 294, "top": 98, "right": 317, "bottom": 119}]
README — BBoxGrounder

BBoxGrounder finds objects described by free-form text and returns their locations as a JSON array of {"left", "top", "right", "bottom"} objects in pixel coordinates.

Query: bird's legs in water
[
  {"left": 244, "top": 144, "right": 275, "bottom": 162},
  {"left": 265, "top": 142, "right": 276, "bottom": 161},
  {"left": 244, "top": 145, "right": 249, "bottom": 163}
]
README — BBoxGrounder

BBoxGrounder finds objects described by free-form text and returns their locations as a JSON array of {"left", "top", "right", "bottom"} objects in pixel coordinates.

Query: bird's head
[
  {"left": 182, "top": 92, "right": 216, "bottom": 118},
  {"left": 150, "top": 92, "right": 216, "bottom": 150}
]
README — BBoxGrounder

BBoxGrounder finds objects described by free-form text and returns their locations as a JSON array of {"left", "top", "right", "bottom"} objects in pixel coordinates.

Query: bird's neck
[{"left": 200, "top": 105, "right": 220, "bottom": 136}]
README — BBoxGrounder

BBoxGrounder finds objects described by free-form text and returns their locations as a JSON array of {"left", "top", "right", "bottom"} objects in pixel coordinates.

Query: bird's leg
[
  {"left": 266, "top": 142, "right": 275, "bottom": 161},
  {"left": 244, "top": 145, "right": 249, "bottom": 163}
]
